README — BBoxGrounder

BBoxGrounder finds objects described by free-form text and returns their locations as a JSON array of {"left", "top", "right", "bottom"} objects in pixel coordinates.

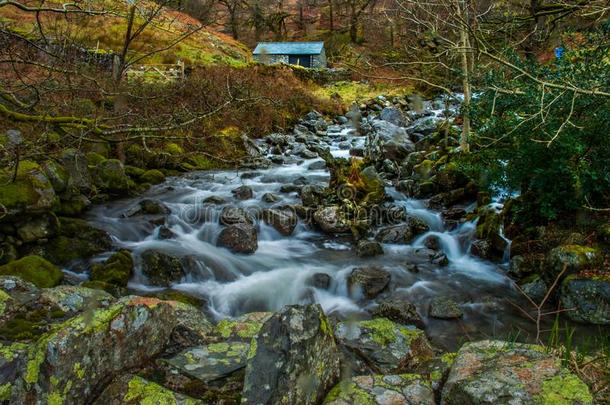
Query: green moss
[
  {"left": 216, "top": 318, "right": 262, "bottom": 339},
  {"left": 537, "top": 374, "right": 593, "bottom": 404},
  {"left": 0, "top": 383, "right": 11, "bottom": 401},
  {"left": 139, "top": 169, "right": 165, "bottom": 185},
  {"left": 73, "top": 362, "right": 85, "bottom": 379},
  {"left": 125, "top": 165, "right": 146, "bottom": 178},
  {"left": 47, "top": 392, "right": 63, "bottom": 405},
  {"left": 164, "top": 143, "right": 184, "bottom": 156},
  {"left": 440, "top": 352, "right": 458, "bottom": 365},
  {"left": 124, "top": 376, "right": 178, "bottom": 405},
  {"left": 90, "top": 250, "right": 133, "bottom": 287},
  {"left": 208, "top": 343, "right": 229, "bottom": 353},
  {"left": 358, "top": 318, "right": 399, "bottom": 346},
  {"left": 323, "top": 380, "right": 374, "bottom": 405},
  {"left": 247, "top": 338, "right": 257, "bottom": 360},
  {"left": 0, "top": 179, "right": 40, "bottom": 210},
  {"left": 86, "top": 152, "right": 107, "bottom": 166},
  {"left": 184, "top": 155, "right": 218, "bottom": 170},
  {"left": 0, "top": 256, "right": 63, "bottom": 288}
]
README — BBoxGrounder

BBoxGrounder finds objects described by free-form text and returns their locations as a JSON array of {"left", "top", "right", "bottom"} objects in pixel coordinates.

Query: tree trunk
[
  {"left": 350, "top": 13, "right": 358, "bottom": 43},
  {"left": 115, "top": 5, "right": 136, "bottom": 83},
  {"left": 458, "top": 0, "right": 471, "bottom": 153},
  {"left": 329, "top": 0, "right": 334, "bottom": 31}
]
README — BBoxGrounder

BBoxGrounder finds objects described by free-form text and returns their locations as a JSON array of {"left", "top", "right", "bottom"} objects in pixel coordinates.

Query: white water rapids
[{"left": 84, "top": 106, "right": 538, "bottom": 350}]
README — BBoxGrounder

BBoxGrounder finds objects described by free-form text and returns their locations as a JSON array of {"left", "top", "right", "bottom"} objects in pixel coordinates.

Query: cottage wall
[
  {"left": 312, "top": 49, "right": 327, "bottom": 68},
  {"left": 253, "top": 54, "right": 289, "bottom": 64}
]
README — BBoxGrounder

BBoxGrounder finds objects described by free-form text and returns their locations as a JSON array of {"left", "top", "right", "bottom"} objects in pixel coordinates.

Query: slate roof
[{"left": 253, "top": 42, "right": 324, "bottom": 55}]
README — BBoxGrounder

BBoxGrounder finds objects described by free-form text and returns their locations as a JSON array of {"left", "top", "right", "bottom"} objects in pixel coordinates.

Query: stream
[{"left": 82, "top": 103, "right": 547, "bottom": 351}]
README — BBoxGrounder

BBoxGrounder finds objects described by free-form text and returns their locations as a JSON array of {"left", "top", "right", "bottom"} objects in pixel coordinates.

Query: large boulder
[
  {"left": 334, "top": 318, "right": 434, "bottom": 375},
  {"left": 314, "top": 206, "right": 351, "bottom": 234},
  {"left": 94, "top": 374, "right": 204, "bottom": 405},
  {"left": 140, "top": 250, "right": 186, "bottom": 287},
  {"left": 90, "top": 250, "right": 134, "bottom": 287},
  {"left": 560, "top": 275, "right": 610, "bottom": 325},
  {"left": 35, "top": 217, "right": 112, "bottom": 266},
  {"left": 263, "top": 208, "right": 298, "bottom": 236},
  {"left": 217, "top": 223, "right": 258, "bottom": 254},
  {"left": 0, "top": 256, "right": 63, "bottom": 288},
  {"left": 231, "top": 185, "right": 254, "bottom": 200},
  {"left": 241, "top": 304, "right": 340, "bottom": 405},
  {"left": 93, "top": 159, "right": 131, "bottom": 195},
  {"left": 0, "top": 161, "right": 56, "bottom": 220},
  {"left": 58, "top": 148, "right": 93, "bottom": 192},
  {"left": 371, "top": 296, "right": 424, "bottom": 329},
  {"left": 5, "top": 297, "right": 185, "bottom": 404},
  {"left": 375, "top": 217, "right": 429, "bottom": 244},
  {"left": 219, "top": 206, "right": 254, "bottom": 225},
  {"left": 380, "top": 107, "right": 407, "bottom": 127},
  {"left": 356, "top": 240, "right": 384, "bottom": 258},
  {"left": 545, "top": 245, "right": 601, "bottom": 282},
  {"left": 324, "top": 374, "right": 435, "bottom": 405},
  {"left": 442, "top": 340, "right": 593, "bottom": 405},
  {"left": 348, "top": 267, "right": 391, "bottom": 299}
]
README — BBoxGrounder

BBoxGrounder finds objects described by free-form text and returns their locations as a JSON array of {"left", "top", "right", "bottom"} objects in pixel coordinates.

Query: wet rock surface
[
  {"left": 242, "top": 304, "right": 341, "bottom": 405},
  {"left": 442, "top": 340, "right": 593, "bottom": 405}
]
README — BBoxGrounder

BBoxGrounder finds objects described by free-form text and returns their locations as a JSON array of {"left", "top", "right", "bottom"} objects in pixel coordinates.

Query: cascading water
[{"left": 84, "top": 108, "right": 535, "bottom": 350}]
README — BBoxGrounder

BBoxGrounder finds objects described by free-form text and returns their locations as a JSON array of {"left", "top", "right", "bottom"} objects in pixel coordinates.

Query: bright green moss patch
[
  {"left": 0, "top": 383, "right": 12, "bottom": 401},
  {"left": 537, "top": 374, "right": 593, "bottom": 404},
  {"left": 163, "top": 143, "right": 184, "bottom": 155},
  {"left": 358, "top": 318, "right": 404, "bottom": 346},
  {"left": 216, "top": 318, "right": 262, "bottom": 339},
  {"left": 90, "top": 250, "right": 133, "bottom": 287},
  {"left": 124, "top": 376, "right": 178, "bottom": 405},
  {"left": 139, "top": 169, "right": 165, "bottom": 185},
  {"left": 0, "top": 256, "right": 63, "bottom": 288}
]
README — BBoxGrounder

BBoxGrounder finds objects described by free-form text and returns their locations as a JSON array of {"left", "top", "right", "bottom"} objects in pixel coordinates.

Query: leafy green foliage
[{"left": 464, "top": 26, "right": 610, "bottom": 222}]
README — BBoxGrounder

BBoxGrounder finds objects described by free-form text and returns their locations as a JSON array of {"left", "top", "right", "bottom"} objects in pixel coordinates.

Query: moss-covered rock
[
  {"left": 41, "top": 160, "right": 70, "bottom": 195},
  {"left": 0, "top": 162, "right": 56, "bottom": 220},
  {"left": 86, "top": 152, "right": 107, "bottom": 166},
  {"left": 560, "top": 275, "right": 610, "bottom": 325},
  {"left": 93, "top": 159, "right": 131, "bottom": 195},
  {"left": 334, "top": 317, "right": 434, "bottom": 374},
  {"left": 8, "top": 297, "right": 184, "bottom": 403},
  {"left": 15, "top": 213, "right": 60, "bottom": 243},
  {"left": 164, "top": 143, "right": 184, "bottom": 155},
  {"left": 413, "top": 159, "right": 435, "bottom": 181},
  {"left": 140, "top": 250, "right": 186, "bottom": 287},
  {"left": 324, "top": 374, "right": 435, "bottom": 405},
  {"left": 441, "top": 340, "right": 593, "bottom": 405},
  {"left": 34, "top": 217, "right": 112, "bottom": 266},
  {"left": 0, "top": 256, "right": 62, "bottom": 288},
  {"left": 545, "top": 244, "right": 601, "bottom": 282},
  {"left": 94, "top": 374, "right": 204, "bottom": 405},
  {"left": 90, "top": 250, "right": 134, "bottom": 287},
  {"left": 139, "top": 169, "right": 165, "bottom": 185},
  {"left": 242, "top": 304, "right": 340, "bottom": 405}
]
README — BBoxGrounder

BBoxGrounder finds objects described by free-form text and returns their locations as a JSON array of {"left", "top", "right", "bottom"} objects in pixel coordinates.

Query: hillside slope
[{"left": 0, "top": 0, "right": 251, "bottom": 66}]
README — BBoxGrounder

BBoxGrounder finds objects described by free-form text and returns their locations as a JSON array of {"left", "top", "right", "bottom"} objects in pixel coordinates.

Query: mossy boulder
[
  {"left": 442, "top": 340, "right": 593, "bottom": 405},
  {"left": 0, "top": 161, "right": 56, "bottom": 220},
  {"left": 241, "top": 304, "right": 340, "bottom": 405},
  {"left": 140, "top": 250, "right": 187, "bottom": 287},
  {"left": 334, "top": 317, "right": 434, "bottom": 374},
  {"left": 15, "top": 213, "right": 59, "bottom": 243},
  {"left": 58, "top": 148, "right": 93, "bottom": 192},
  {"left": 164, "top": 142, "right": 184, "bottom": 155},
  {"left": 94, "top": 374, "right": 204, "bottom": 405},
  {"left": 324, "top": 374, "right": 435, "bottom": 405},
  {"left": 139, "top": 169, "right": 165, "bottom": 185},
  {"left": 41, "top": 160, "right": 70, "bottom": 195},
  {"left": 545, "top": 244, "right": 601, "bottom": 282},
  {"left": 35, "top": 218, "right": 112, "bottom": 265},
  {"left": 56, "top": 194, "right": 91, "bottom": 216},
  {"left": 93, "top": 159, "right": 131, "bottom": 195},
  {"left": 90, "top": 250, "right": 134, "bottom": 287},
  {"left": 560, "top": 275, "right": 610, "bottom": 325},
  {"left": 86, "top": 152, "right": 107, "bottom": 166},
  {"left": 413, "top": 160, "right": 435, "bottom": 181},
  {"left": 7, "top": 297, "right": 183, "bottom": 404},
  {"left": 313, "top": 206, "right": 351, "bottom": 234},
  {"left": 0, "top": 256, "right": 62, "bottom": 288}
]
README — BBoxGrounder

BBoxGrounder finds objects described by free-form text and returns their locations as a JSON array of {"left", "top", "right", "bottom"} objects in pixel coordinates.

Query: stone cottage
[{"left": 253, "top": 42, "right": 326, "bottom": 68}]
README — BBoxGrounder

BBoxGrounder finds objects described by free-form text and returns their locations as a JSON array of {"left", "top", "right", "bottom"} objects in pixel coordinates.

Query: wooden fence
[{"left": 125, "top": 61, "right": 185, "bottom": 82}]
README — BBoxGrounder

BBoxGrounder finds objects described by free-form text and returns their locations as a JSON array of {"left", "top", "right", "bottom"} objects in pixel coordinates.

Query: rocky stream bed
[{"left": 0, "top": 95, "right": 606, "bottom": 404}]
